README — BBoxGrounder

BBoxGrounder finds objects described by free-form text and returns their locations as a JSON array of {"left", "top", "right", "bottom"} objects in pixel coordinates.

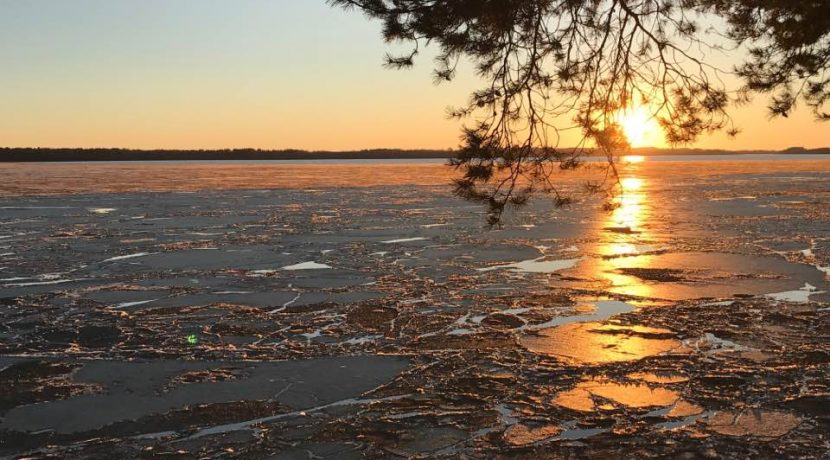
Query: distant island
[{"left": 1, "top": 146, "right": 828, "bottom": 162}]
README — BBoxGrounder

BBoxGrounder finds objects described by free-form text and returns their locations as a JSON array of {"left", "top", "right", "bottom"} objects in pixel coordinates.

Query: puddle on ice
[
  {"left": 766, "top": 282, "right": 825, "bottom": 303},
  {"left": 478, "top": 257, "right": 582, "bottom": 273},
  {"left": 554, "top": 379, "right": 680, "bottom": 412},
  {"left": 597, "top": 243, "right": 666, "bottom": 256},
  {"left": 521, "top": 322, "right": 681, "bottom": 363},
  {"left": 1, "top": 356, "right": 410, "bottom": 435},
  {"left": 563, "top": 251, "right": 830, "bottom": 301},
  {"left": 280, "top": 262, "right": 332, "bottom": 270},
  {"left": 520, "top": 300, "right": 636, "bottom": 331}
]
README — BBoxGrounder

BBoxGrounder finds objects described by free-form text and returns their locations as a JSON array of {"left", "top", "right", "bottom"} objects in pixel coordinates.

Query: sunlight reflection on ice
[
  {"left": 521, "top": 322, "right": 680, "bottom": 363},
  {"left": 519, "top": 300, "right": 635, "bottom": 331},
  {"left": 584, "top": 173, "right": 657, "bottom": 298},
  {"left": 554, "top": 379, "right": 679, "bottom": 412}
]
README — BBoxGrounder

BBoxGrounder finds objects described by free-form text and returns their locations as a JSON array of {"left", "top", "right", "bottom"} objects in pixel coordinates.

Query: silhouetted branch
[{"left": 330, "top": 0, "right": 829, "bottom": 224}]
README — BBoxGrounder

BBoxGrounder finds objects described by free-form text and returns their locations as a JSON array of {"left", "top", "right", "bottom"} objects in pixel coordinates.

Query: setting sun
[{"left": 616, "top": 106, "right": 662, "bottom": 148}]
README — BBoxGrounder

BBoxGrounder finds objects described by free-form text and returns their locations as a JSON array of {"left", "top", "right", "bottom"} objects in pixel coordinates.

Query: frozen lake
[{"left": 1, "top": 157, "right": 829, "bottom": 458}]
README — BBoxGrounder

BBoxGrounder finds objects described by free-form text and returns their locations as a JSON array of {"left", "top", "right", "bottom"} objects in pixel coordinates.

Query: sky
[{"left": 1, "top": 0, "right": 828, "bottom": 151}]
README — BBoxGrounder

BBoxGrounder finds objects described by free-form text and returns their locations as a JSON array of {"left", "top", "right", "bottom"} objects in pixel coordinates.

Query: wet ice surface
[
  {"left": 2, "top": 356, "right": 408, "bottom": 434},
  {"left": 1, "top": 164, "right": 830, "bottom": 458}
]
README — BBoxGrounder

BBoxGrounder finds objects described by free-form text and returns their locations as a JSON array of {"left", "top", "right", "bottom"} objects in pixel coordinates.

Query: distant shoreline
[{"left": 1, "top": 147, "right": 828, "bottom": 162}]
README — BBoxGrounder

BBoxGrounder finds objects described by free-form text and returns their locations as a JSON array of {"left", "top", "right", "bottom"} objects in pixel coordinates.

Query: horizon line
[{"left": 2, "top": 146, "right": 829, "bottom": 154}]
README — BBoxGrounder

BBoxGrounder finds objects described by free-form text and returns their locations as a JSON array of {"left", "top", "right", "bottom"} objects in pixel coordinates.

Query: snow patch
[
  {"left": 102, "top": 252, "right": 150, "bottom": 263},
  {"left": 114, "top": 299, "right": 159, "bottom": 309},
  {"left": 766, "top": 282, "right": 825, "bottom": 303},
  {"left": 478, "top": 257, "right": 582, "bottom": 274},
  {"left": 281, "top": 261, "right": 332, "bottom": 271},
  {"left": 88, "top": 208, "right": 117, "bottom": 214},
  {"left": 381, "top": 237, "right": 427, "bottom": 244}
]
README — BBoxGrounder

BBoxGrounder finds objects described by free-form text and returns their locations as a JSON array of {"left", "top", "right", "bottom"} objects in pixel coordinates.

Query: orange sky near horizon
[{"left": 1, "top": 2, "right": 828, "bottom": 152}]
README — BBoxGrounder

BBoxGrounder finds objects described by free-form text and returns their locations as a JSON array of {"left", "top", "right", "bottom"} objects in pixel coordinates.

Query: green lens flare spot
[{"left": 186, "top": 334, "right": 198, "bottom": 345}]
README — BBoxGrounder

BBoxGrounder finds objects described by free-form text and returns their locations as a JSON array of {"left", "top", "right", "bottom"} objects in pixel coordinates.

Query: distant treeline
[
  {"left": 0, "top": 146, "right": 828, "bottom": 162},
  {"left": 0, "top": 148, "right": 456, "bottom": 162}
]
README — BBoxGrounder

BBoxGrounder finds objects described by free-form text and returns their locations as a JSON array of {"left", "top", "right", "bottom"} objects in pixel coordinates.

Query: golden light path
[
  {"left": 595, "top": 158, "right": 656, "bottom": 299},
  {"left": 523, "top": 157, "right": 682, "bottom": 365}
]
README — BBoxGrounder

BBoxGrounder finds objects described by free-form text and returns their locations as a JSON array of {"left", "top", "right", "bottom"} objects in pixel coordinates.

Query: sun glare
[
  {"left": 616, "top": 107, "right": 661, "bottom": 148},
  {"left": 620, "top": 177, "right": 643, "bottom": 190},
  {"left": 623, "top": 155, "right": 645, "bottom": 164}
]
